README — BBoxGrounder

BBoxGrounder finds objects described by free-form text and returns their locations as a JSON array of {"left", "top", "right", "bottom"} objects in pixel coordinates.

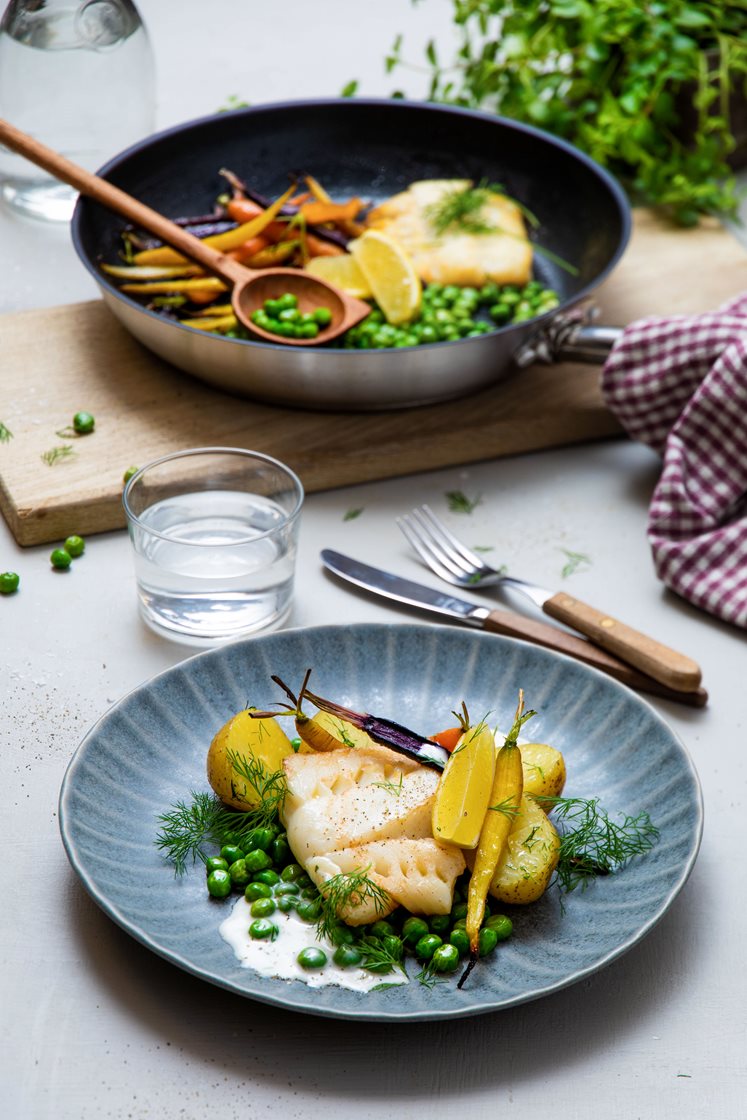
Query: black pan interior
[{"left": 74, "top": 99, "right": 630, "bottom": 307}]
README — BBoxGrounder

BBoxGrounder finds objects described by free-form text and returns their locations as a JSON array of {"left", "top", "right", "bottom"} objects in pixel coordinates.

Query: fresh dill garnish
[
  {"left": 426, "top": 181, "right": 500, "bottom": 236},
  {"left": 357, "top": 933, "right": 406, "bottom": 976},
  {"left": 41, "top": 444, "right": 76, "bottom": 466},
  {"left": 155, "top": 790, "right": 281, "bottom": 874},
  {"left": 315, "top": 867, "right": 391, "bottom": 942},
  {"left": 343, "top": 507, "right": 364, "bottom": 521},
  {"left": 225, "top": 749, "right": 287, "bottom": 824},
  {"left": 445, "top": 489, "right": 481, "bottom": 514},
  {"left": 488, "top": 795, "right": 522, "bottom": 819},
  {"left": 559, "top": 548, "right": 591, "bottom": 578},
  {"left": 539, "top": 796, "right": 660, "bottom": 893},
  {"left": 414, "top": 961, "right": 442, "bottom": 988},
  {"left": 0, "top": 421, "right": 12, "bottom": 443},
  {"left": 372, "top": 772, "right": 404, "bottom": 796}
]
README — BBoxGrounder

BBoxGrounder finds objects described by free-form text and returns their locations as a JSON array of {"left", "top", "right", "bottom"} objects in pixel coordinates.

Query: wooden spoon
[{"left": 0, "top": 117, "right": 372, "bottom": 346}]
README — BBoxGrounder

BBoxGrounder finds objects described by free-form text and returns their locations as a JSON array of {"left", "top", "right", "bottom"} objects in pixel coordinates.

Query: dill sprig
[
  {"left": 315, "top": 867, "right": 391, "bottom": 942},
  {"left": 559, "top": 548, "right": 592, "bottom": 579},
  {"left": 445, "top": 489, "right": 481, "bottom": 514},
  {"left": 0, "top": 421, "right": 12, "bottom": 443},
  {"left": 357, "top": 933, "right": 406, "bottom": 976},
  {"left": 155, "top": 790, "right": 279, "bottom": 874},
  {"left": 539, "top": 796, "right": 660, "bottom": 893},
  {"left": 426, "top": 181, "right": 500, "bottom": 236},
  {"left": 372, "top": 772, "right": 404, "bottom": 796},
  {"left": 225, "top": 749, "right": 287, "bottom": 824},
  {"left": 41, "top": 444, "right": 76, "bottom": 466}
]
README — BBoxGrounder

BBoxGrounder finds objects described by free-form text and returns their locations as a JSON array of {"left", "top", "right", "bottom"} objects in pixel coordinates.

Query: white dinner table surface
[{"left": 2, "top": 3, "right": 746, "bottom": 1117}]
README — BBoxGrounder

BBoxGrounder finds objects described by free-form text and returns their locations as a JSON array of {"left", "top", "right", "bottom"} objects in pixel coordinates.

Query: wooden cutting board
[{"left": 1, "top": 209, "right": 745, "bottom": 546}]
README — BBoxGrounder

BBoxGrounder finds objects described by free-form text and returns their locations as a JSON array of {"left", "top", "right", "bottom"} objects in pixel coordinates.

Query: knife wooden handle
[
  {"left": 482, "top": 607, "right": 707, "bottom": 707},
  {"left": 541, "top": 592, "right": 702, "bottom": 693}
]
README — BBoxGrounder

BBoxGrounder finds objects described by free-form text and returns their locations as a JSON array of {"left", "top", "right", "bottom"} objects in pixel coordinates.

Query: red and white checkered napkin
[{"left": 601, "top": 293, "right": 747, "bottom": 628}]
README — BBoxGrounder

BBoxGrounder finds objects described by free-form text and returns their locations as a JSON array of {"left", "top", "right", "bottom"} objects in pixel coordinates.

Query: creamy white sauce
[{"left": 219, "top": 896, "right": 408, "bottom": 991}]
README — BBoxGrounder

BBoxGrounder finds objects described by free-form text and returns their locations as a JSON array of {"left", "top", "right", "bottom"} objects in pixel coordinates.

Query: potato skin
[
  {"left": 207, "top": 709, "right": 307, "bottom": 810},
  {"left": 489, "top": 795, "right": 560, "bottom": 905},
  {"left": 520, "top": 742, "right": 566, "bottom": 804}
]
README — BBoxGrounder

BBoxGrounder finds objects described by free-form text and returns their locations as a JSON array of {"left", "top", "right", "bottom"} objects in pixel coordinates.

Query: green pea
[
  {"left": 272, "top": 834, "right": 292, "bottom": 864},
  {"left": 329, "top": 924, "right": 357, "bottom": 946},
  {"left": 253, "top": 868, "right": 280, "bottom": 886},
  {"left": 275, "top": 895, "right": 296, "bottom": 913},
  {"left": 296, "top": 898, "right": 322, "bottom": 922},
  {"left": 63, "top": 535, "right": 85, "bottom": 558},
  {"left": 0, "top": 571, "right": 19, "bottom": 594},
  {"left": 278, "top": 307, "right": 301, "bottom": 323},
  {"left": 442, "top": 285, "right": 460, "bottom": 303},
  {"left": 453, "top": 917, "right": 467, "bottom": 930},
  {"left": 478, "top": 927, "right": 499, "bottom": 957},
  {"left": 489, "top": 303, "right": 512, "bottom": 324},
  {"left": 300, "top": 886, "right": 320, "bottom": 900},
  {"left": 381, "top": 935, "right": 404, "bottom": 962},
  {"left": 289, "top": 737, "right": 302, "bottom": 753},
  {"left": 244, "top": 849, "right": 272, "bottom": 873},
  {"left": 206, "top": 869, "right": 232, "bottom": 899},
  {"left": 246, "top": 827, "right": 275, "bottom": 853},
  {"left": 402, "top": 917, "right": 430, "bottom": 946},
  {"left": 429, "top": 914, "right": 451, "bottom": 936},
  {"left": 415, "top": 933, "right": 443, "bottom": 961},
  {"left": 263, "top": 298, "right": 282, "bottom": 316},
  {"left": 276, "top": 292, "right": 298, "bottom": 311},
  {"left": 122, "top": 466, "right": 139, "bottom": 485},
  {"left": 50, "top": 548, "right": 72, "bottom": 571},
  {"left": 485, "top": 914, "right": 513, "bottom": 941},
  {"left": 432, "top": 943, "right": 460, "bottom": 973},
  {"left": 205, "top": 856, "right": 229, "bottom": 874},
  {"left": 500, "top": 290, "right": 520, "bottom": 307},
  {"left": 220, "top": 844, "right": 244, "bottom": 866},
  {"left": 228, "top": 859, "right": 251, "bottom": 888},
  {"left": 312, "top": 307, "right": 333, "bottom": 327},
  {"left": 273, "top": 882, "right": 300, "bottom": 897},
  {"left": 369, "top": 920, "right": 396, "bottom": 938},
  {"left": 280, "top": 863, "right": 305, "bottom": 882},
  {"left": 72, "top": 411, "right": 95, "bottom": 435},
  {"left": 250, "top": 897, "right": 276, "bottom": 918},
  {"left": 451, "top": 902, "right": 468, "bottom": 921},
  {"left": 244, "top": 881, "right": 272, "bottom": 901},
  {"left": 449, "top": 928, "right": 470, "bottom": 957},
  {"left": 297, "top": 322, "right": 319, "bottom": 339},
  {"left": 249, "top": 918, "right": 278, "bottom": 940},
  {"left": 420, "top": 325, "right": 438, "bottom": 343},
  {"left": 297, "top": 947, "right": 327, "bottom": 970},
  {"left": 333, "top": 944, "right": 363, "bottom": 968}
]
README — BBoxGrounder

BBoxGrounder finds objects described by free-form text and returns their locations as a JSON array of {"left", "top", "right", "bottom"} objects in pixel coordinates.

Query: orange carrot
[
  {"left": 299, "top": 198, "right": 362, "bottom": 225},
  {"left": 227, "top": 235, "right": 271, "bottom": 263},
  {"left": 226, "top": 197, "right": 264, "bottom": 224},
  {"left": 431, "top": 727, "right": 464, "bottom": 752},
  {"left": 305, "top": 233, "right": 345, "bottom": 258}
]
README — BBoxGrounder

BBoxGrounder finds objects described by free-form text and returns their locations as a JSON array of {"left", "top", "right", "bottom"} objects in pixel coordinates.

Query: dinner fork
[{"left": 397, "top": 505, "right": 702, "bottom": 695}]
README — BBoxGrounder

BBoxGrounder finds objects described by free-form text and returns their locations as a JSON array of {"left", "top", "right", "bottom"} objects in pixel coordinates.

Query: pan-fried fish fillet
[
  {"left": 366, "top": 179, "right": 532, "bottom": 287},
  {"left": 308, "top": 839, "right": 466, "bottom": 924},
  {"left": 281, "top": 746, "right": 465, "bottom": 923}
]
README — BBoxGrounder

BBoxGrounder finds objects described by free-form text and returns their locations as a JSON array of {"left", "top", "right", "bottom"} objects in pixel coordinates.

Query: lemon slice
[
  {"left": 305, "top": 253, "right": 373, "bottom": 299},
  {"left": 348, "top": 230, "right": 422, "bottom": 324},
  {"left": 431, "top": 723, "right": 496, "bottom": 849}
]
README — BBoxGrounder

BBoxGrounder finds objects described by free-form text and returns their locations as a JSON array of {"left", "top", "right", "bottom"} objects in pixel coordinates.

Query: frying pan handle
[{"left": 515, "top": 309, "right": 624, "bottom": 368}]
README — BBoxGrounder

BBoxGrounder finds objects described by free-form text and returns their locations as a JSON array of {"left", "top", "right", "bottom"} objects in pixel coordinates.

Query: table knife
[{"left": 321, "top": 550, "right": 708, "bottom": 709}]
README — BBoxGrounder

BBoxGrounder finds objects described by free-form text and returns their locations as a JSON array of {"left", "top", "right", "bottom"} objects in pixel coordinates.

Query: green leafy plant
[{"left": 382, "top": 1, "right": 747, "bottom": 224}]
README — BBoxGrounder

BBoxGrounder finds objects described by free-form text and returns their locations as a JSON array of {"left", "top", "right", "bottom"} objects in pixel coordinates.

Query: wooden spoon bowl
[{"left": 0, "top": 117, "right": 371, "bottom": 346}]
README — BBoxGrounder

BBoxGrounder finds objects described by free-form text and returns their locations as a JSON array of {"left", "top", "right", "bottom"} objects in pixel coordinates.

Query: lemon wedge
[
  {"left": 431, "top": 723, "right": 496, "bottom": 849},
  {"left": 305, "top": 253, "right": 373, "bottom": 299},
  {"left": 348, "top": 230, "right": 422, "bottom": 324}
]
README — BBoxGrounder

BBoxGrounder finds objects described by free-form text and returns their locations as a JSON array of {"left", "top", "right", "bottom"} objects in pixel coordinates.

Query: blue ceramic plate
[{"left": 59, "top": 624, "right": 702, "bottom": 1022}]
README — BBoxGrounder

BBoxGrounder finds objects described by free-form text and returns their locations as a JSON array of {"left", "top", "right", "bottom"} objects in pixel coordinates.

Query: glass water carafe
[{"left": 0, "top": 0, "right": 155, "bottom": 220}]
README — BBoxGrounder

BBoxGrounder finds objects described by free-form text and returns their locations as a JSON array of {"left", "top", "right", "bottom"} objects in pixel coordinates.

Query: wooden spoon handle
[
  {"left": 481, "top": 607, "right": 707, "bottom": 706},
  {"left": 542, "top": 591, "right": 702, "bottom": 693},
  {"left": 0, "top": 117, "right": 246, "bottom": 285}
]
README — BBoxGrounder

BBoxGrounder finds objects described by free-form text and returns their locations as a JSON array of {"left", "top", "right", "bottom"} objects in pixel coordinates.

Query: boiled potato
[
  {"left": 489, "top": 794, "right": 560, "bottom": 905},
  {"left": 207, "top": 709, "right": 310, "bottom": 810},
  {"left": 520, "top": 741, "right": 566, "bottom": 803}
]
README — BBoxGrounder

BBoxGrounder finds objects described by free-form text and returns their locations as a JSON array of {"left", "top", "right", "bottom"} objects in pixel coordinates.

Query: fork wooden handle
[
  {"left": 481, "top": 607, "right": 707, "bottom": 707},
  {"left": 541, "top": 592, "right": 702, "bottom": 693}
]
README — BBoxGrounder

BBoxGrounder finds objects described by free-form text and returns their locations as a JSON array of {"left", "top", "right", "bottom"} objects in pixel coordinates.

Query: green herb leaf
[
  {"left": 343, "top": 507, "right": 364, "bottom": 521},
  {"left": 41, "top": 445, "right": 76, "bottom": 466},
  {"left": 0, "top": 421, "right": 13, "bottom": 443},
  {"left": 341, "top": 80, "right": 359, "bottom": 98},
  {"left": 315, "top": 867, "right": 391, "bottom": 942},
  {"left": 559, "top": 548, "right": 591, "bottom": 578},
  {"left": 445, "top": 490, "right": 481, "bottom": 514}
]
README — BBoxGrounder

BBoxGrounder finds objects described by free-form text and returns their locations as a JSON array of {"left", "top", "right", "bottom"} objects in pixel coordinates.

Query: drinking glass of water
[
  {"left": 123, "top": 448, "right": 305, "bottom": 645},
  {"left": 0, "top": 0, "right": 155, "bottom": 221}
]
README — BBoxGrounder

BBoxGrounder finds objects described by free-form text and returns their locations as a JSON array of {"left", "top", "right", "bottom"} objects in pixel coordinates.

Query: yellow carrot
[
  {"left": 119, "top": 277, "right": 227, "bottom": 295},
  {"left": 132, "top": 183, "right": 298, "bottom": 267},
  {"left": 180, "top": 314, "right": 238, "bottom": 332},
  {"left": 101, "top": 263, "right": 204, "bottom": 280},
  {"left": 459, "top": 690, "right": 535, "bottom": 988}
]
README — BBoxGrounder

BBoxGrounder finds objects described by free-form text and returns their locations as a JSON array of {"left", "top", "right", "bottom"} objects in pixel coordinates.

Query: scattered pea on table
[{"left": 0, "top": 571, "right": 19, "bottom": 594}]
